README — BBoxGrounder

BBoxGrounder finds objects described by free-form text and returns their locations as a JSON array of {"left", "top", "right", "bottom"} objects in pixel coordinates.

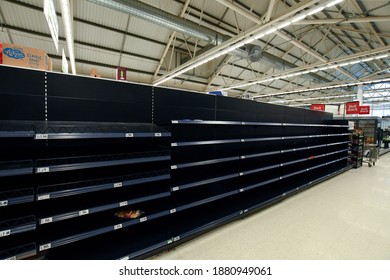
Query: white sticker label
[
  {"left": 39, "top": 243, "right": 51, "bottom": 251},
  {"left": 114, "top": 182, "right": 123, "bottom": 188},
  {"left": 0, "top": 200, "right": 8, "bottom": 207},
  {"left": 280, "top": 163, "right": 284, "bottom": 166},
  {"left": 170, "top": 208, "right": 176, "bottom": 214},
  {"left": 244, "top": 209, "right": 248, "bottom": 213},
  {"left": 281, "top": 150, "right": 284, "bottom": 153},
  {"left": 37, "top": 194, "right": 50, "bottom": 201},
  {"left": 242, "top": 122, "right": 246, "bottom": 125},
  {"left": 5, "top": 256, "right": 17, "bottom": 260},
  {"left": 114, "top": 224, "right": 123, "bottom": 230},
  {"left": 37, "top": 167, "right": 50, "bottom": 173},
  {"left": 120, "top": 256, "right": 129, "bottom": 260},
  {"left": 239, "top": 188, "right": 244, "bottom": 192},
  {"left": 0, "top": 230, "right": 11, "bottom": 237},
  {"left": 40, "top": 217, "right": 53, "bottom": 224},
  {"left": 119, "top": 201, "right": 128, "bottom": 207},
  {"left": 154, "top": 133, "right": 162, "bottom": 137},
  {"left": 79, "top": 209, "right": 89, "bottom": 216},
  {"left": 173, "top": 236, "right": 180, "bottom": 242},
  {"left": 239, "top": 172, "right": 244, "bottom": 176},
  {"left": 172, "top": 120, "right": 179, "bottom": 124},
  {"left": 171, "top": 165, "right": 177, "bottom": 170},
  {"left": 279, "top": 177, "right": 283, "bottom": 180},
  {"left": 140, "top": 217, "right": 148, "bottom": 223},
  {"left": 35, "top": 134, "right": 49, "bottom": 140},
  {"left": 240, "top": 156, "right": 246, "bottom": 159},
  {"left": 125, "top": 133, "right": 134, "bottom": 138},
  {"left": 171, "top": 143, "right": 178, "bottom": 147},
  {"left": 240, "top": 139, "right": 245, "bottom": 142},
  {"left": 172, "top": 187, "right": 179, "bottom": 192}
]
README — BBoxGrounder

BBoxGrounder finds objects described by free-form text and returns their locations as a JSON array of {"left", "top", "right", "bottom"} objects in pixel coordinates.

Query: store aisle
[{"left": 151, "top": 153, "right": 390, "bottom": 260}]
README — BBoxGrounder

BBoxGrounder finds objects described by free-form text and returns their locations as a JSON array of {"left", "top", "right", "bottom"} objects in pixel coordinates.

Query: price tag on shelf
[
  {"left": 239, "top": 172, "right": 244, "bottom": 176},
  {"left": 0, "top": 230, "right": 11, "bottom": 237},
  {"left": 119, "top": 201, "right": 128, "bottom": 207},
  {"left": 36, "top": 167, "right": 50, "bottom": 173},
  {"left": 239, "top": 188, "right": 244, "bottom": 192},
  {"left": 37, "top": 194, "right": 50, "bottom": 201},
  {"left": 171, "top": 143, "right": 178, "bottom": 147},
  {"left": 243, "top": 209, "right": 248, "bottom": 213},
  {"left": 114, "top": 224, "right": 123, "bottom": 230},
  {"left": 171, "top": 165, "right": 177, "bottom": 170},
  {"left": 170, "top": 208, "right": 176, "bottom": 214},
  {"left": 140, "top": 217, "right": 148, "bottom": 223},
  {"left": 172, "top": 187, "right": 180, "bottom": 192},
  {"left": 79, "top": 209, "right": 89, "bottom": 216},
  {"left": 240, "top": 156, "right": 246, "bottom": 159},
  {"left": 173, "top": 236, "right": 180, "bottom": 242},
  {"left": 114, "top": 182, "right": 123, "bottom": 188},
  {"left": 40, "top": 217, "right": 53, "bottom": 225},
  {"left": 154, "top": 133, "right": 162, "bottom": 137},
  {"left": 0, "top": 200, "right": 8, "bottom": 207},
  {"left": 120, "top": 256, "right": 129, "bottom": 260},
  {"left": 240, "top": 139, "right": 245, "bottom": 142},
  {"left": 125, "top": 133, "right": 134, "bottom": 138},
  {"left": 35, "top": 134, "right": 49, "bottom": 140},
  {"left": 39, "top": 243, "right": 51, "bottom": 251}
]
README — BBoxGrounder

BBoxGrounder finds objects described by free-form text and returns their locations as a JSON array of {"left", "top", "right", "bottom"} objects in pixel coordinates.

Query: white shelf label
[
  {"left": 114, "top": 224, "right": 123, "bottom": 230},
  {"left": 173, "top": 236, "right": 180, "bottom": 242},
  {"left": 172, "top": 120, "right": 179, "bottom": 124},
  {"left": 125, "top": 133, "right": 134, "bottom": 138},
  {"left": 35, "top": 134, "right": 49, "bottom": 140},
  {"left": 140, "top": 217, "right": 148, "bottom": 223},
  {"left": 40, "top": 217, "right": 53, "bottom": 225},
  {"left": 171, "top": 143, "right": 178, "bottom": 147},
  {"left": 37, "top": 194, "right": 50, "bottom": 201},
  {"left": 0, "top": 230, "right": 11, "bottom": 237},
  {"left": 79, "top": 209, "right": 89, "bottom": 216},
  {"left": 0, "top": 200, "right": 8, "bottom": 207},
  {"left": 37, "top": 167, "right": 50, "bottom": 173},
  {"left": 239, "top": 172, "right": 244, "bottom": 176},
  {"left": 39, "top": 243, "right": 51, "bottom": 251},
  {"left": 281, "top": 150, "right": 284, "bottom": 153},
  {"left": 282, "top": 193, "right": 286, "bottom": 197},
  {"left": 280, "top": 163, "right": 283, "bottom": 166},
  {"left": 120, "top": 256, "right": 129, "bottom": 260},
  {"left": 170, "top": 208, "right": 176, "bottom": 214},
  {"left": 171, "top": 165, "right": 177, "bottom": 170},
  {"left": 279, "top": 177, "right": 283, "bottom": 180},
  {"left": 172, "top": 187, "right": 179, "bottom": 192},
  {"left": 240, "top": 156, "right": 246, "bottom": 159},
  {"left": 240, "top": 139, "right": 245, "bottom": 142},
  {"left": 244, "top": 209, "right": 248, "bottom": 213},
  {"left": 239, "top": 188, "right": 244, "bottom": 192},
  {"left": 154, "top": 133, "right": 162, "bottom": 137},
  {"left": 5, "top": 256, "right": 17, "bottom": 260},
  {"left": 114, "top": 182, "right": 123, "bottom": 188},
  {"left": 119, "top": 201, "right": 128, "bottom": 207}
]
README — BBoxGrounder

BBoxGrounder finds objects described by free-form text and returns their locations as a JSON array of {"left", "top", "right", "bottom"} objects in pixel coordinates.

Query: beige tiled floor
[{"left": 152, "top": 153, "right": 390, "bottom": 260}]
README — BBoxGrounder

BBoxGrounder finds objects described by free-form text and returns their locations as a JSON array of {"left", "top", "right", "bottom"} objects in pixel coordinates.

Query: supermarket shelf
[
  {"left": 171, "top": 120, "right": 348, "bottom": 128},
  {"left": 0, "top": 188, "right": 34, "bottom": 207},
  {"left": 0, "top": 160, "right": 33, "bottom": 178},
  {"left": 0, "top": 216, "right": 36, "bottom": 237},
  {"left": 35, "top": 151, "right": 170, "bottom": 173},
  {"left": 34, "top": 132, "right": 170, "bottom": 140},
  {"left": 0, "top": 243, "right": 37, "bottom": 260},
  {"left": 171, "top": 134, "right": 350, "bottom": 147},
  {"left": 39, "top": 192, "right": 171, "bottom": 225},
  {"left": 0, "top": 122, "right": 35, "bottom": 138},
  {"left": 171, "top": 152, "right": 348, "bottom": 192},
  {"left": 171, "top": 141, "right": 349, "bottom": 170},
  {"left": 36, "top": 169, "right": 170, "bottom": 201},
  {"left": 38, "top": 210, "right": 172, "bottom": 253}
]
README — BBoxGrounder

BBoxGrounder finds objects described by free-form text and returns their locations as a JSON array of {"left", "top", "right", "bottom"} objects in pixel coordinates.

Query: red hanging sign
[
  {"left": 311, "top": 104, "right": 325, "bottom": 111},
  {"left": 116, "top": 67, "right": 127, "bottom": 81},
  {"left": 346, "top": 101, "right": 360, "bottom": 114},
  {"left": 359, "top": 105, "right": 370, "bottom": 115}
]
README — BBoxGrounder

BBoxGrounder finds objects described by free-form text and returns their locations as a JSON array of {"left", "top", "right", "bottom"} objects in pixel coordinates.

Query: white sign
[
  {"left": 62, "top": 48, "right": 69, "bottom": 74},
  {"left": 44, "top": 0, "right": 59, "bottom": 52}
]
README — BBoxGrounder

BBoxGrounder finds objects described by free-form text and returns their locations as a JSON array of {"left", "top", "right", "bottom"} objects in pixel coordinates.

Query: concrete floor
[{"left": 151, "top": 153, "right": 390, "bottom": 260}]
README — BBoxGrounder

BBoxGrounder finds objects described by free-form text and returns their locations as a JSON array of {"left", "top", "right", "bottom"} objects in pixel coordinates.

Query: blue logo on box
[{"left": 3, "top": 48, "right": 25, "bottom": 60}]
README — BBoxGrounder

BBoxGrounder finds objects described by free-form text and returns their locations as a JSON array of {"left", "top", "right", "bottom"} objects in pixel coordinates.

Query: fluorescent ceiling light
[
  {"left": 291, "top": 14, "right": 306, "bottom": 23},
  {"left": 375, "top": 54, "right": 389, "bottom": 59},
  {"left": 265, "top": 27, "right": 278, "bottom": 35},
  {"left": 60, "top": 0, "right": 76, "bottom": 75},
  {"left": 326, "top": 0, "right": 344, "bottom": 8},
  {"left": 361, "top": 57, "right": 374, "bottom": 62},
  {"left": 278, "top": 21, "right": 291, "bottom": 29}
]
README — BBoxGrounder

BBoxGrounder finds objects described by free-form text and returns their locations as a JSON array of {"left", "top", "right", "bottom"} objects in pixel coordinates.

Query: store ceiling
[{"left": 0, "top": 0, "right": 390, "bottom": 108}]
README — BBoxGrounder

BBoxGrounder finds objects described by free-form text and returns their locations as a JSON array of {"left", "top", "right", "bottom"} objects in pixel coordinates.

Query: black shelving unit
[
  {"left": 350, "top": 132, "right": 364, "bottom": 168},
  {"left": 0, "top": 65, "right": 351, "bottom": 260}
]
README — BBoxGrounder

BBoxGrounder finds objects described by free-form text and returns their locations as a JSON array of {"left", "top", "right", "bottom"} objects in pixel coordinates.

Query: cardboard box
[
  {"left": 48, "top": 57, "right": 53, "bottom": 71},
  {"left": 0, "top": 42, "right": 3, "bottom": 64},
  {"left": 1, "top": 43, "right": 49, "bottom": 71}
]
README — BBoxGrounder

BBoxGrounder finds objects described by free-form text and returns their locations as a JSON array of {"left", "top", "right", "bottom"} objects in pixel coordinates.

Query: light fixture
[
  {"left": 154, "top": 0, "right": 344, "bottom": 86},
  {"left": 60, "top": 0, "right": 76, "bottom": 75},
  {"left": 325, "top": 0, "right": 343, "bottom": 7}
]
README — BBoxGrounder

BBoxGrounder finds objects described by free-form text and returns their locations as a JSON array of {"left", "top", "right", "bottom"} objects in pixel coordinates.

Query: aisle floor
[{"left": 151, "top": 153, "right": 390, "bottom": 260}]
